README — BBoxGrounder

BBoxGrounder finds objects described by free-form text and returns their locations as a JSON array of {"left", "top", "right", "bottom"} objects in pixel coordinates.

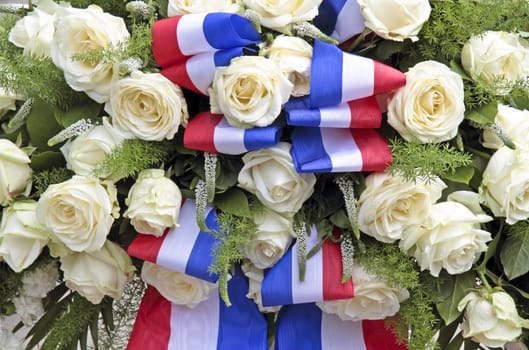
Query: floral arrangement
[{"left": 2, "top": 0, "right": 529, "bottom": 349}]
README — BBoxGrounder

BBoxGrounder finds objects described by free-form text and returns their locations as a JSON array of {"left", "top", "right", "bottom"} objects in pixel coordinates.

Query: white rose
[
  {"left": 387, "top": 60, "right": 465, "bottom": 143},
  {"left": 316, "top": 264, "right": 409, "bottom": 321},
  {"left": 480, "top": 147, "right": 529, "bottom": 224},
  {"left": 8, "top": 7, "right": 56, "bottom": 58},
  {"left": 400, "top": 201, "right": 492, "bottom": 277},
  {"left": 141, "top": 261, "right": 216, "bottom": 308},
  {"left": 60, "top": 240, "right": 135, "bottom": 304},
  {"left": 0, "top": 201, "right": 50, "bottom": 272},
  {"left": 124, "top": 169, "right": 182, "bottom": 237},
  {"left": 106, "top": 71, "right": 188, "bottom": 141},
  {"left": 357, "top": 0, "right": 431, "bottom": 42},
  {"left": 462, "top": 31, "right": 529, "bottom": 88},
  {"left": 458, "top": 290, "right": 529, "bottom": 348},
  {"left": 242, "top": 209, "right": 294, "bottom": 269},
  {"left": 243, "top": 0, "right": 322, "bottom": 33},
  {"left": 482, "top": 104, "right": 529, "bottom": 150},
  {"left": 357, "top": 172, "right": 445, "bottom": 243},
  {"left": 0, "top": 139, "right": 32, "bottom": 206},
  {"left": 60, "top": 117, "right": 125, "bottom": 178},
  {"left": 168, "top": 0, "right": 239, "bottom": 16},
  {"left": 210, "top": 55, "right": 293, "bottom": 128},
  {"left": 267, "top": 35, "right": 312, "bottom": 97},
  {"left": 241, "top": 261, "right": 280, "bottom": 313},
  {"left": 50, "top": 5, "right": 130, "bottom": 103},
  {"left": 0, "top": 88, "right": 17, "bottom": 118},
  {"left": 238, "top": 142, "right": 316, "bottom": 217},
  {"left": 37, "top": 176, "right": 118, "bottom": 252}
]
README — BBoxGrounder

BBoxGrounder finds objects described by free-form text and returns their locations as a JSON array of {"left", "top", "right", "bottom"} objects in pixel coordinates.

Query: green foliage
[
  {"left": 0, "top": 15, "right": 86, "bottom": 108},
  {"left": 501, "top": 221, "right": 529, "bottom": 280},
  {"left": 32, "top": 167, "right": 73, "bottom": 197},
  {"left": 411, "top": 0, "right": 529, "bottom": 64},
  {"left": 40, "top": 293, "right": 102, "bottom": 350},
  {"left": 209, "top": 212, "right": 257, "bottom": 306},
  {"left": 396, "top": 285, "right": 439, "bottom": 350},
  {"left": 356, "top": 240, "right": 438, "bottom": 349},
  {"left": 93, "top": 138, "right": 175, "bottom": 180},
  {"left": 388, "top": 139, "right": 473, "bottom": 183},
  {"left": 68, "top": 0, "right": 128, "bottom": 18},
  {"left": 356, "top": 240, "right": 419, "bottom": 290}
]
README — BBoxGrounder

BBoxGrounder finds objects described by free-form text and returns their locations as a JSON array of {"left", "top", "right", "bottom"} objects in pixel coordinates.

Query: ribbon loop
[{"left": 184, "top": 112, "right": 282, "bottom": 155}]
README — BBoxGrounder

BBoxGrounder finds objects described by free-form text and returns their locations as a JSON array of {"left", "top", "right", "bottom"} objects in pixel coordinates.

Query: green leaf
[
  {"left": 501, "top": 228, "right": 529, "bottom": 280},
  {"left": 54, "top": 101, "right": 102, "bottom": 128},
  {"left": 215, "top": 188, "right": 251, "bottom": 218},
  {"left": 329, "top": 210, "right": 350, "bottom": 229},
  {"left": 438, "top": 317, "right": 462, "bottom": 350},
  {"left": 445, "top": 332, "right": 464, "bottom": 350},
  {"left": 450, "top": 60, "right": 472, "bottom": 81},
  {"left": 25, "top": 99, "right": 63, "bottom": 151},
  {"left": 436, "top": 272, "right": 476, "bottom": 325},
  {"left": 30, "top": 151, "right": 65, "bottom": 172},
  {"left": 465, "top": 101, "right": 498, "bottom": 125},
  {"left": 442, "top": 165, "right": 475, "bottom": 184},
  {"left": 156, "top": 0, "right": 168, "bottom": 17}
]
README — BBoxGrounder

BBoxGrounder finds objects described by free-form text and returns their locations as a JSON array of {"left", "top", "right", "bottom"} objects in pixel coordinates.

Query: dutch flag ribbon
[
  {"left": 160, "top": 47, "right": 246, "bottom": 95},
  {"left": 183, "top": 112, "right": 282, "bottom": 155},
  {"left": 127, "top": 199, "right": 220, "bottom": 283},
  {"left": 275, "top": 303, "right": 408, "bottom": 350},
  {"left": 261, "top": 226, "right": 354, "bottom": 307},
  {"left": 127, "top": 268, "right": 268, "bottom": 350},
  {"left": 284, "top": 95, "right": 381, "bottom": 128},
  {"left": 313, "top": 0, "right": 366, "bottom": 44},
  {"left": 152, "top": 12, "right": 261, "bottom": 68},
  {"left": 290, "top": 127, "right": 392, "bottom": 173},
  {"left": 309, "top": 40, "right": 406, "bottom": 108}
]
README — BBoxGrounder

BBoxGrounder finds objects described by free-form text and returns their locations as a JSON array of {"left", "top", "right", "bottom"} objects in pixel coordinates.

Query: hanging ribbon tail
[
  {"left": 152, "top": 12, "right": 262, "bottom": 68},
  {"left": 161, "top": 47, "right": 244, "bottom": 95},
  {"left": 127, "top": 268, "right": 268, "bottom": 350},
  {"left": 184, "top": 112, "right": 282, "bottom": 155},
  {"left": 127, "top": 199, "right": 221, "bottom": 283},
  {"left": 275, "top": 303, "right": 408, "bottom": 350},
  {"left": 261, "top": 225, "right": 354, "bottom": 307},
  {"left": 290, "top": 127, "right": 392, "bottom": 173},
  {"left": 309, "top": 40, "right": 406, "bottom": 108},
  {"left": 285, "top": 96, "right": 381, "bottom": 128},
  {"left": 313, "top": 0, "right": 365, "bottom": 44}
]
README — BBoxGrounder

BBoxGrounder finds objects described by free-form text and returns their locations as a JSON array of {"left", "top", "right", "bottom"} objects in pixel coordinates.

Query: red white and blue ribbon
[
  {"left": 314, "top": 0, "right": 365, "bottom": 43},
  {"left": 285, "top": 96, "right": 381, "bottom": 128},
  {"left": 261, "top": 226, "right": 354, "bottom": 307},
  {"left": 290, "top": 127, "right": 392, "bottom": 173},
  {"left": 127, "top": 268, "right": 268, "bottom": 350},
  {"left": 275, "top": 303, "right": 408, "bottom": 350},
  {"left": 184, "top": 112, "right": 281, "bottom": 155},
  {"left": 127, "top": 199, "right": 220, "bottom": 283},
  {"left": 160, "top": 48, "right": 245, "bottom": 95},
  {"left": 152, "top": 13, "right": 261, "bottom": 68},
  {"left": 309, "top": 40, "right": 406, "bottom": 108}
]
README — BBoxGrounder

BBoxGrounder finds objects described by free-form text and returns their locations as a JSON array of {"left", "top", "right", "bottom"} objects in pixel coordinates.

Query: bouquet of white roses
[{"left": 1, "top": 0, "right": 529, "bottom": 349}]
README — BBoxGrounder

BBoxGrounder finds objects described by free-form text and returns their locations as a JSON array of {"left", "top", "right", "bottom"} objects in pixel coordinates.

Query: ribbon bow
[
  {"left": 275, "top": 303, "right": 408, "bottom": 350},
  {"left": 127, "top": 199, "right": 220, "bottom": 283},
  {"left": 183, "top": 112, "right": 282, "bottom": 155},
  {"left": 314, "top": 0, "right": 366, "bottom": 44},
  {"left": 261, "top": 225, "right": 354, "bottom": 307},
  {"left": 128, "top": 268, "right": 268, "bottom": 350},
  {"left": 152, "top": 13, "right": 261, "bottom": 95}
]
